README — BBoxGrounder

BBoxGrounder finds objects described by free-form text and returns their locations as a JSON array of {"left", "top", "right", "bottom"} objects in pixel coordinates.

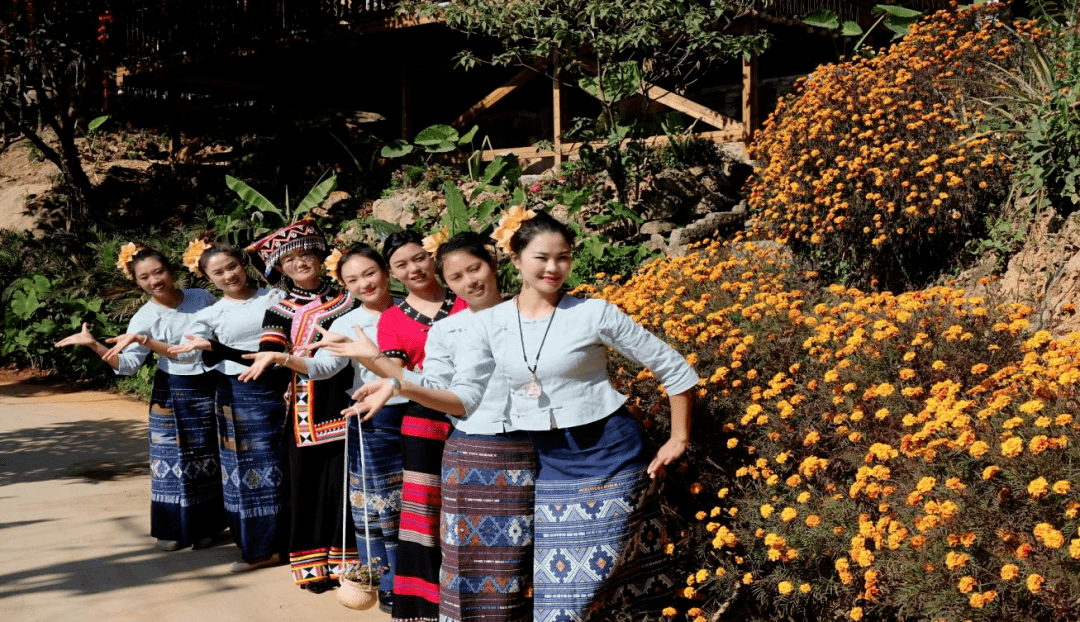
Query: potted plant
[{"left": 337, "top": 558, "right": 385, "bottom": 610}]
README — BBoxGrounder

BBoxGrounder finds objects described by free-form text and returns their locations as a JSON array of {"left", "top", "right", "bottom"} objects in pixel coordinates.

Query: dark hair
[
  {"left": 128, "top": 246, "right": 174, "bottom": 277},
  {"left": 436, "top": 232, "right": 497, "bottom": 280},
  {"left": 382, "top": 230, "right": 425, "bottom": 264},
  {"left": 197, "top": 243, "right": 246, "bottom": 276},
  {"left": 508, "top": 210, "right": 576, "bottom": 255},
  {"left": 337, "top": 243, "right": 388, "bottom": 281}
]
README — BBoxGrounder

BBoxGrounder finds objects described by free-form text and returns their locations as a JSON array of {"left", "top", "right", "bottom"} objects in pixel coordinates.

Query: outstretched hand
[
  {"left": 647, "top": 438, "right": 688, "bottom": 479},
  {"left": 102, "top": 333, "right": 145, "bottom": 361},
  {"left": 318, "top": 326, "right": 380, "bottom": 361},
  {"left": 297, "top": 325, "right": 352, "bottom": 353},
  {"left": 344, "top": 378, "right": 394, "bottom": 420},
  {"left": 168, "top": 334, "right": 211, "bottom": 355},
  {"left": 239, "top": 351, "right": 281, "bottom": 382},
  {"left": 55, "top": 322, "right": 96, "bottom": 348}
]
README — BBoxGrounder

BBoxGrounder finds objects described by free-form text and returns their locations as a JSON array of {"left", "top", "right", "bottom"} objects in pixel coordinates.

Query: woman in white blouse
[
  {"left": 351, "top": 212, "right": 697, "bottom": 622},
  {"left": 56, "top": 246, "right": 224, "bottom": 552},
  {"left": 169, "top": 242, "right": 288, "bottom": 572}
]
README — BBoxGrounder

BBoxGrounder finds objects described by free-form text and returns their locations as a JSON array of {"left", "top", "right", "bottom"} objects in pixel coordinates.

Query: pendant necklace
[{"left": 516, "top": 294, "right": 561, "bottom": 398}]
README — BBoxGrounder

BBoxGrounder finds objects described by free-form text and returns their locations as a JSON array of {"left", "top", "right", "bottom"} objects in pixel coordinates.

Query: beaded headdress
[{"left": 245, "top": 218, "right": 329, "bottom": 281}]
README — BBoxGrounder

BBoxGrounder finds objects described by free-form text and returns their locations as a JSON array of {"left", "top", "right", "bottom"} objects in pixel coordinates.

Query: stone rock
[
  {"left": 653, "top": 169, "right": 699, "bottom": 200},
  {"left": 641, "top": 220, "right": 677, "bottom": 236},
  {"left": 639, "top": 193, "right": 686, "bottom": 222},
  {"left": 732, "top": 199, "right": 748, "bottom": 214},
  {"left": 370, "top": 189, "right": 440, "bottom": 229},
  {"left": 644, "top": 233, "right": 668, "bottom": 254},
  {"left": 312, "top": 190, "right": 353, "bottom": 219},
  {"left": 688, "top": 166, "right": 707, "bottom": 178},
  {"left": 700, "top": 175, "right": 721, "bottom": 194}
]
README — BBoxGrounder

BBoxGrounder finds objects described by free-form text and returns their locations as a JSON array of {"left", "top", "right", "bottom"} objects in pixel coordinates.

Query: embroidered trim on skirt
[
  {"left": 349, "top": 403, "right": 406, "bottom": 593},
  {"left": 393, "top": 403, "right": 451, "bottom": 622},
  {"left": 440, "top": 428, "right": 536, "bottom": 622},
  {"left": 530, "top": 409, "right": 672, "bottom": 622},
  {"left": 288, "top": 434, "right": 358, "bottom": 585},
  {"left": 148, "top": 369, "right": 225, "bottom": 547},
  {"left": 215, "top": 370, "right": 290, "bottom": 561}
]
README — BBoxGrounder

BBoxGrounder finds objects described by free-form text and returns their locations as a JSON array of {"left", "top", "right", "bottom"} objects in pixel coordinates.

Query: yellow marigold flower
[
  {"left": 1019, "top": 400, "right": 1045, "bottom": 414},
  {"left": 806, "top": 514, "right": 821, "bottom": 527},
  {"left": 1027, "top": 573, "right": 1044, "bottom": 593},
  {"left": 689, "top": 482, "right": 703, "bottom": 494},
  {"left": 781, "top": 507, "right": 798, "bottom": 522},
  {"left": 695, "top": 511, "right": 706, "bottom": 521},
  {"left": 760, "top": 504, "right": 775, "bottom": 519},
  {"left": 957, "top": 576, "right": 976, "bottom": 593},
  {"left": 1054, "top": 480, "right": 1071, "bottom": 494},
  {"left": 742, "top": 573, "right": 753, "bottom": 585},
  {"left": 969, "top": 590, "right": 997, "bottom": 609},
  {"left": 786, "top": 474, "right": 802, "bottom": 487},
  {"left": 717, "top": 487, "right": 729, "bottom": 499},
  {"left": 682, "top": 586, "right": 696, "bottom": 598},
  {"left": 797, "top": 492, "right": 811, "bottom": 504},
  {"left": 946, "top": 477, "right": 966, "bottom": 491},
  {"left": 696, "top": 569, "right": 709, "bottom": 583},
  {"left": 1000, "top": 564, "right": 1019, "bottom": 580},
  {"left": 715, "top": 567, "right": 727, "bottom": 577},
  {"left": 902, "top": 351, "right": 916, "bottom": 361},
  {"left": 850, "top": 606, "right": 864, "bottom": 621},
  {"left": 915, "top": 476, "right": 936, "bottom": 493},
  {"left": 1029, "top": 435, "right": 1051, "bottom": 455},
  {"left": 946, "top": 551, "right": 969, "bottom": 569},
  {"left": 970, "top": 363, "right": 988, "bottom": 375},
  {"left": 1001, "top": 438, "right": 1023, "bottom": 458},
  {"left": 777, "top": 581, "right": 793, "bottom": 595},
  {"left": 1028, "top": 477, "right": 1049, "bottom": 498},
  {"left": 932, "top": 360, "right": 946, "bottom": 370},
  {"left": 803, "top": 430, "right": 821, "bottom": 446},
  {"left": 1035, "top": 416, "right": 1052, "bottom": 428},
  {"left": 662, "top": 607, "right": 677, "bottom": 617},
  {"left": 857, "top": 549, "right": 875, "bottom": 567},
  {"left": 1002, "top": 417, "right": 1024, "bottom": 430},
  {"left": 968, "top": 441, "right": 989, "bottom": 457},
  {"left": 799, "top": 582, "right": 811, "bottom": 593},
  {"left": 873, "top": 383, "right": 895, "bottom": 397},
  {"left": 1056, "top": 414, "right": 1073, "bottom": 426},
  {"left": 1070, "top": 539, "right": 1080, "bottom": 559},
  {"left": 726, "top": 438, "right": 738, "bottom": 449},
  {"left": 899, "top": 368, "right": 916, "bottom": 380},
  {"left": 687, "top": 608, "right": 702, "bottom": 618}
]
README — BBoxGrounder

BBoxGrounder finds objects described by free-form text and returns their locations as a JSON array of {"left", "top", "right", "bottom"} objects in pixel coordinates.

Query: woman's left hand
[
  {"left": 647, "top": 438, "right": 688, "bottom": 479},
  {"left": 102, "top": 333, "right": 145, "bottom": 361}
]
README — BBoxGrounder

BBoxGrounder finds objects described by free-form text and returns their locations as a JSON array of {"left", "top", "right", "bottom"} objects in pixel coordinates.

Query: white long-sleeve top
[
  {"left": 188, "top": 288, "right": 284, "bottom": 375},
  {"left": 113, "top": 288, "right": 216, "bottom": 376},
  {"left": 401, "top": 309, "right": 512, "bottom": 435},
  {"left": 306, "top": 303, "right": 408, "bottom": 405},
  {"left": 448, "top": 295, "right": 699, "bottom": 431}
]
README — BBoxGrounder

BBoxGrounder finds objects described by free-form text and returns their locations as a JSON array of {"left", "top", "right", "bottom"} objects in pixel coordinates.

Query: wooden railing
[{"left": 109, "top": 0, "right": 398, "bottom": 68}]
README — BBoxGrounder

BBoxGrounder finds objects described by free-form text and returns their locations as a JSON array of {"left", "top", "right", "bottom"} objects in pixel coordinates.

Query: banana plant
[{"left": 222, "top": 172, "right": 338, "bottom": 242}]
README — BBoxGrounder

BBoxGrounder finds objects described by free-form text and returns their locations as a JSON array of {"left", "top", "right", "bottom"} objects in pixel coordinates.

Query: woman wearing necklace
[
  {"left": 300, "top": 243, "right": 408, "bottom": 613},
  {"left": 238, "top": 219, "right": 359, "bottom": 593},
  {"left": 168, "top": 241, "right": 289, "bottom": 572},
  {"left": 352, "top": 211, "right": 697, "bottom": 622},
  {"left": 55, "top": 245, "right": 223, "bottom": 552},
  {"left": 377, "top": 230, "right": 467, "bottom": 622},
  {"left": 314, "top": 232, "right": 535, "bottom": 622}
]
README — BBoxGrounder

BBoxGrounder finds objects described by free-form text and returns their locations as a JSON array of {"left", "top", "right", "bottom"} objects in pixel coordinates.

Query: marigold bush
[
  {"left": 747, "top": 5, "right": 1044, "bottom": 290},
  {"left": 581, "top": 237, "right": 1080, "bottom": 621}
]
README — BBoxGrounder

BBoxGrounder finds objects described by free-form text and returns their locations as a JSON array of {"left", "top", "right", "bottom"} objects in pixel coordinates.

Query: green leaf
[
  {"left": 422, "top": 140, "right": 458, "bottom": 154},
  {"left": 472, "top": 157, "right": 512, "bottom": 200},
  {"left": 588, "top": 213, "right": 621, "bottom": 226},
  {"left": 226, "top": 176, "right": 284, "bottom": 219},
  {"left": 802, "top": 9, "right": 839, "bottom": 30},
  {"left": 295, "top": 174, "right": 338, "bottom": 217},
  {"left": 414, "top": 125, "right": 460, "bottom": 147},
  {"left": 457, "top": 125, "right": 479, "bottom": 145},
  {"left": 840, "top": 21, "right": 863, "bottom": 37},
  {"left": 367, "top": 218, "right": 404, "bottom": 240},
  {"left": 33, "top": 318, "right": 56, "bottom": 334},
  {"left": 474, "top": 199, "right": 501, "bottom": 226},
  {"left": 441, "top": 181, "right": 470, "bottom": 235},
  {"left": 381, "top": 140, "right": 414, "bottom": 159},
  {"left": 583, "top": 235, "right": 607, "bottom": 259},
  {"left": 31, "top": 274, "right": 50, "bottom": 295},
  {"left": 10, "top": 289, "right": 41, "bottom": 320},
  {"left": 607, "top": 201, "right": 644, "bottom": 224},
  {"left": 511, "top": 186, "right": 526, "bottom": 206},
  {"left": 560, "top": 187, "right": 592, "bottom": 216},
  {"left": 87, "top": 114, "right": 110, "bottom": 134},
  {"left": 874, "top": 4, "right": 922, "bottom": 19}
]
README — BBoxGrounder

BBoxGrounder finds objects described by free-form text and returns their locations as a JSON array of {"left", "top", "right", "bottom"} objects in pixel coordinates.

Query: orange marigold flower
[{"left": 1027, "top": 573, "right": 1045, "bottom": 593}]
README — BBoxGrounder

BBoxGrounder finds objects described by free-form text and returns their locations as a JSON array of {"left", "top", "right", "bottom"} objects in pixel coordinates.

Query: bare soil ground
[{"left": 0, "top": 376, "right": 385, "bottom": 622}]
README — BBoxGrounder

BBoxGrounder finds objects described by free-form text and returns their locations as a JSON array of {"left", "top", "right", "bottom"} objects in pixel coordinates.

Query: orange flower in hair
[
  {"left": 422, "top": 226, "right": 450, "bottom": 255},
  {"left": 491, "top": 203, "right": 536, "bottom": 252},
  {"left": 116, "top": 242, "right": 140, "bottom": 280},
  {"left": 182, "top": 239, "right": 212, "bottom": 277},
  {"left": 324, "top": 248, "right": 343, "bottom": 284}
]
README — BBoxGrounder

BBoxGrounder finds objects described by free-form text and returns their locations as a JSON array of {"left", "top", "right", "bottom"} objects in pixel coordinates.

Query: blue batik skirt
[
  {"left": 215, "top": 370, "right": 290, "bottom": 561},
  {"left": 148, "top": 370, "right": 225, "bottom": 547},
  {"left": 347, "top": 402, "right": 406, "bottom": 593},
  {"left": 529, "top": 409, "right": 672, "bottom": 622}
]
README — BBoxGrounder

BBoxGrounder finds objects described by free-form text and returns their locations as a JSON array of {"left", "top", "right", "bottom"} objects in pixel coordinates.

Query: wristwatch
[{"left": 388, "top": 376, "right": 402, "bottom": 397}]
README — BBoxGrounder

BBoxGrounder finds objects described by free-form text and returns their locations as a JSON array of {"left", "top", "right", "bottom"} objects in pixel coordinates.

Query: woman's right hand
[
  {"left": 239, "top": 351, "right": 282, "bottom": 382},
  {"left": 55, "top": 322, "right": 96, "bottom": 348},
  {"left": 319, "top": 327, "right": 381, "bottom": 361},
  {"left": 345, "top": 378, "right": 394, "bottom": 421},
  {"left": 168, "top": 334, "right": 211, "bottom": 355}
]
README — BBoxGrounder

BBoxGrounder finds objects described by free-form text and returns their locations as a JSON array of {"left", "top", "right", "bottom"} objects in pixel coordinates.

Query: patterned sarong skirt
[
  {"left": 530, "top": 409, "right": 672, "bottom": 622},
  {"left": 440, "top": 428, "right": 536, "bottom": 622},
  {"left": 148, "top": 369, "right": 225, "bottom": 547},
  {"left": 348, "top": 402, "right": 406, "bottom": 593},
  {"left": 215, "top": 370, "right": 290, "bottom": 561}
]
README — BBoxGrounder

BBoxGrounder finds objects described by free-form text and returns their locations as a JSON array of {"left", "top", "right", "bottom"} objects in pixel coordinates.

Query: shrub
[
  {"left": 748, "top": 5, "right": 1043, "bottom": 290},
  {"left": 583, "top": 237, "right": 1080, "bottom": 621}
]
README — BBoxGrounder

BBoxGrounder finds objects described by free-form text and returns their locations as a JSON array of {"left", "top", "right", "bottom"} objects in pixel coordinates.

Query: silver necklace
[{"left": 516, "top": 295, "right": 561, "bottom": 398}]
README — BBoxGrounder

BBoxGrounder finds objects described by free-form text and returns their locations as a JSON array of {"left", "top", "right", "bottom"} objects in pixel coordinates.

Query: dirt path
[{"left": 0, "top": 377, "right": 386, "bottom": 622}]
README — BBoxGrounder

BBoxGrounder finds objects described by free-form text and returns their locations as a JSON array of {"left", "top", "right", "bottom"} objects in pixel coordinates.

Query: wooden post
[
  {"left": 741, "top": 16, "right": 760, "bottom": 143},
  {"left": 168, "top": 83, "right": 181, "bottom": 161},
  {"left": 552, "top": 52, "right": 563, "bottom": 168},
  {"left": 400, "top": 62, "right": 412, "bottom": 139}
]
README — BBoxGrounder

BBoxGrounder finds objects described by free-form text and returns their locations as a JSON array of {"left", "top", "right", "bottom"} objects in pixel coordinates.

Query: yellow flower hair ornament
[
  {"left": 182, "top": 239, "right": 212, "bottom": 277},
  {"left": 324, "top": 248, "right": 343, "bottom": 284},
  {"left": 115, "top": 242, "right": 140, "bottom": 280},
  {"left": 422, "top": 226, "right": 450, "bottom": 255},
  {"left": 490, "top": 203, "right": 536, "bottom": 252}
]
